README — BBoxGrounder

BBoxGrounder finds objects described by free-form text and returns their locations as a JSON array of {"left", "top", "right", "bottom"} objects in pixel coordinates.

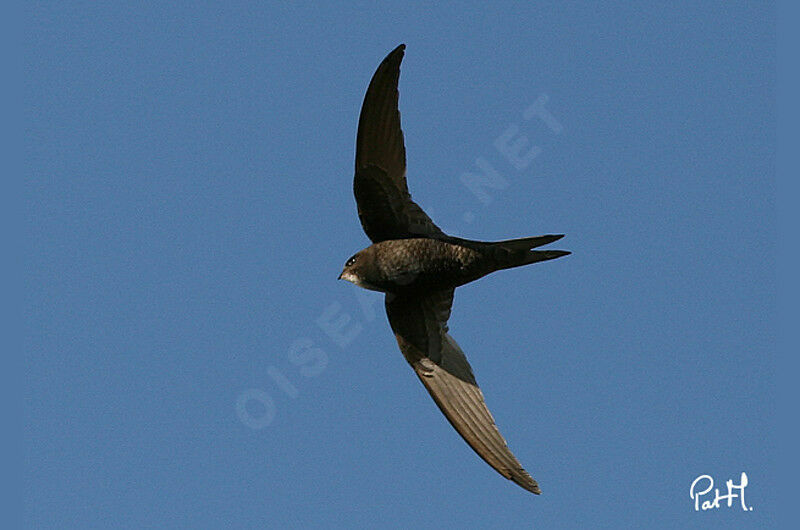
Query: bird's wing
[
  {"left": 384, "top": 290, "right": 541, "bottom": 494},
  {"left": 354, "top": 44, "right": 447, "bottom": 243}
]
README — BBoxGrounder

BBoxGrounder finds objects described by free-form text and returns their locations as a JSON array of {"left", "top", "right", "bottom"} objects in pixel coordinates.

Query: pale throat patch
[{"left": 340, "top": 270, "right": 385, "bottom": 292}]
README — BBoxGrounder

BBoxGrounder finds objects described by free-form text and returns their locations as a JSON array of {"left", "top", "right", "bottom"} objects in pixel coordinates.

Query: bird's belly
[
  {"left": 373, "top": 239, "right": 488, "bottom": 292},
  {"left": 382, "top": 268, "right": 464, "bottom": 292}
]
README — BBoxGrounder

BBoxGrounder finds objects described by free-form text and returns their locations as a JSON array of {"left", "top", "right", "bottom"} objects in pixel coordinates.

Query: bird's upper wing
[
  {"left": 384, "top": 290, "right": 541, "bottom": 494},
  {"left": 354, "top": 44, "right": 446, "bottom": 243}
]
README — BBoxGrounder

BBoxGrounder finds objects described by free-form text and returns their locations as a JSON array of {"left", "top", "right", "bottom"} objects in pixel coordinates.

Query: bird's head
[{"left": 338, "top": 248, "right": 383, "bottom": 291}]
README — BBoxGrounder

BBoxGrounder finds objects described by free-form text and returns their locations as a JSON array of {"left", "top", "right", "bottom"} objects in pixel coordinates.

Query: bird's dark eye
[{"left": 345, "top": 255, "right": 358, "bottom": 267}]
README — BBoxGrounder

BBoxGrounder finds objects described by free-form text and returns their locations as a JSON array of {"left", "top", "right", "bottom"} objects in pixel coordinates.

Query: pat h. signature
[{"left": 690, "top": 472, "right": 752, "bottom": 512}]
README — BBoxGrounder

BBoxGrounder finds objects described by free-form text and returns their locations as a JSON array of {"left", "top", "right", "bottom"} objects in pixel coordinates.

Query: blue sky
[{"left": 25, "top": 2, "right": 776, "bottom": 528}]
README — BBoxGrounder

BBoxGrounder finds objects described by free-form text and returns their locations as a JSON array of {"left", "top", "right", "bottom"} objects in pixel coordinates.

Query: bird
[{"left": 339, "top": 44, "right": 569, "bottom": 495}]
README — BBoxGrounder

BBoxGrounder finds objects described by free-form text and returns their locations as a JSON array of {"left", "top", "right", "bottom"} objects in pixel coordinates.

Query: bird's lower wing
[{"left": 385, "top": 292, "right": 540, "bottom": 494}]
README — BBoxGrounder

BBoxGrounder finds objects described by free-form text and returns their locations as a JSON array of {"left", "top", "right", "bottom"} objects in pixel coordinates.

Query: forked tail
[{"left": 484, "top": 234, "right": 570, "bottom": 270}]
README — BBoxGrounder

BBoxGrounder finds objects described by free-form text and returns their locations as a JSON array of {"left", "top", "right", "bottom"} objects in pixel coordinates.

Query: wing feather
[
  {"left": 385, "top": 291, "right": 541, "bottom": 494},
  {"left": 354, "top": 45, "right": 446, "bottom": 242}
]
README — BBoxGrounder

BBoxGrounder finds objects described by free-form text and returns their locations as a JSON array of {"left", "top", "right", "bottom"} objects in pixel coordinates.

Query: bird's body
[
  {"left": 342, "top": 236, "right": 568, "bottom": 294},
  {"left": 339, "top": 44, "right": 568, "bottom": 495},
  {"left": 342, "top": 238, "right": 484, "bottom": 292}
]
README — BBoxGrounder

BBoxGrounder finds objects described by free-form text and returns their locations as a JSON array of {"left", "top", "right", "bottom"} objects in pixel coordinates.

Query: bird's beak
[{"left": 337, "top": 271, "right": 343, "bottom": 280}]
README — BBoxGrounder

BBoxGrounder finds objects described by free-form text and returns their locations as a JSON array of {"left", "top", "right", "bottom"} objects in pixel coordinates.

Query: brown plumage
[{"left": 339, "top": 44, "right": 569, "bottom": 495}]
